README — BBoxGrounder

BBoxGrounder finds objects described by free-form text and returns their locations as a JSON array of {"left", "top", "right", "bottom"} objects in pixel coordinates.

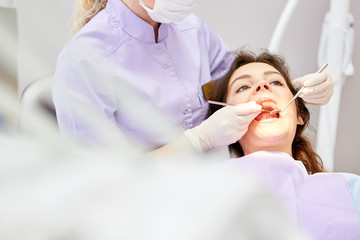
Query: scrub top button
[
  {"left": 183, "top": 109, "right": 188, "bottom": 115},
  {"left": 182, "top": 123, "right": 188, "bottom": 129},
  {"left": 162, "top": 63, "right": 168, "bottom": 69}
]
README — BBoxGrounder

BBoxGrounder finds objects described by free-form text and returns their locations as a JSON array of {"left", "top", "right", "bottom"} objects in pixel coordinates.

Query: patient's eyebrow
[
  {"left": 229, "top": 71, "right": 281, "bottom": 88},
  {"left": 264, "top": 71, "right": 281, "bottom": 76},
  {"left": 229, "top": 74, "right": 251, "bottom": 88}
]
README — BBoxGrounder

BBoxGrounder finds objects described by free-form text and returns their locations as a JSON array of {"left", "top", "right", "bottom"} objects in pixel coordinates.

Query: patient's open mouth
[{"left": 255, "top": 98, "right": 280, "bottom": 121}]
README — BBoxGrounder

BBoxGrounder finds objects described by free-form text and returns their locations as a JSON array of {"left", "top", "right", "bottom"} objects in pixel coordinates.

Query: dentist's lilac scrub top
[{"left": 52, "top": 0, "right": 233, "bottom": 149}]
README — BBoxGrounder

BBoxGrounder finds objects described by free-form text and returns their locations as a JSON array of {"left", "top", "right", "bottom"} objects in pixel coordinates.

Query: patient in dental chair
[{"left": 209, "top": 50, "right": 360, "bottom": 240}]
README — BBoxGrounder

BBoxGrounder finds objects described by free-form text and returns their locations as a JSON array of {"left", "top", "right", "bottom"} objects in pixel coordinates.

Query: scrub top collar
[{"left": 106, "top": 0, "right": 169, "bottom": 44}]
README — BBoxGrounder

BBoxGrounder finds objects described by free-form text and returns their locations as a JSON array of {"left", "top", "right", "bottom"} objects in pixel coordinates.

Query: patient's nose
[{"left": 253, "top": 80, "right": 272, "bottom": 94}]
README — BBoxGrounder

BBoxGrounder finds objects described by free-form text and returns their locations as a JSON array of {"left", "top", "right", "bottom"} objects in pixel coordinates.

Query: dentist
[{"left": 53, "top": 0, "right": 333, "bottom": 153}]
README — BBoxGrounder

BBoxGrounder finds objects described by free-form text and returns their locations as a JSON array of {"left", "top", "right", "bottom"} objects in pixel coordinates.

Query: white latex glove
[
  {"left": 183, "top": 101, "right": 261, "bottom": 153},
  {"left": 292, "top": 71, "right": 334, "bottom": 105}
]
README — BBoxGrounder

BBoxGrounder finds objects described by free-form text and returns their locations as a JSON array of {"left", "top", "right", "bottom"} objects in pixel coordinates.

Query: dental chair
[{"left": 20, "top": 74, "right": 57, "bottom": 131}]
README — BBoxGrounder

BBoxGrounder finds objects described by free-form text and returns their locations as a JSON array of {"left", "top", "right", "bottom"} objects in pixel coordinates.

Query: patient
[
  {"left": 211, "top": 50, "right": 324, "bottom": 173},
  {"left": 210, "top": 50, "right": 360, "bottom": 239}
]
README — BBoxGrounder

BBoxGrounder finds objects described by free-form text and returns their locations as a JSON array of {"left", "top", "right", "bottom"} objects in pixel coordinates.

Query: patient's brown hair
[{"left": 210, "top": 50, "right": 325, "bottom": 174}]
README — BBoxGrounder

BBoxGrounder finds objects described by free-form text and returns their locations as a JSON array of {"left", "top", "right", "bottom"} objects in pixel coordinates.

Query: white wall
[
  {"left": 335, "top": 0, "right": 360, "bottom": 173},
  {"left": 195, "top": 0, "right": 360, "bottom": 174},
  {"left": 16, "top": 0, "right": 75, "bottom": 94}
]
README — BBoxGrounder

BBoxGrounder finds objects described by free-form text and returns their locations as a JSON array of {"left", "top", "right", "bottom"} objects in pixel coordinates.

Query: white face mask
[{"left": 139, "top": 0, "right": 198, "bottom": 24}]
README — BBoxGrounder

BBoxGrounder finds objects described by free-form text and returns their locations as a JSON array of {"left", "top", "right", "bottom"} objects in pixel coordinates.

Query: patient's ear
[{"left": 297, "top": 115, "right": 304, "bottom": 125}]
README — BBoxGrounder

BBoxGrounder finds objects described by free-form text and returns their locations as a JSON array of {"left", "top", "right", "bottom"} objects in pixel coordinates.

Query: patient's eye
[
  {"left": 236, "top": 85, "right": 250, "bottom": 93},
  {"left": 269, "top": 80, "right": 283, "bottom": 86}
]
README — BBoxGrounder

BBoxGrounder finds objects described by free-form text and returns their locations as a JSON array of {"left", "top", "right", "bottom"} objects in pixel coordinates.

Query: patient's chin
[
  {"left": 254, "top": 131, "right": 285, "bottom": 142},
  {"left": 241, "top": 125, "right": 290, "bottom": 150},
  {"left": 241, "top": 109, "right": 298, "bottom": 152}
]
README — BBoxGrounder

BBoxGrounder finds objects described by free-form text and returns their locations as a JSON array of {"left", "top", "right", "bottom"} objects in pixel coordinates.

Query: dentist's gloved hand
[
  {"left": 183, "top": 101, "right": 261, "bottom": 153},
  {"left": 292, "top": 71, "right": 334, "bottom": 105}
]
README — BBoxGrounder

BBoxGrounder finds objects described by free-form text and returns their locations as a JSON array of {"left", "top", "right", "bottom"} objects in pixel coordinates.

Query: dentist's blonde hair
[{"left": 72, "top": 0, "right": 108, "bottom": 34}]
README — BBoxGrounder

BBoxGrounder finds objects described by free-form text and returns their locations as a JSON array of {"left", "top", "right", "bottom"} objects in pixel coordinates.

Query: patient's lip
[
  {"left": 255, "top": 98, "right": 280, "bottom": 121},
  {"left": 255, "top": 111, "right": 280, "bottom": 121},
  {"left": 256, "top": 98, "right": 277, "bottom": 111},
  {"left": 256, "top": 98, "right": 276, "bottom": 105}
]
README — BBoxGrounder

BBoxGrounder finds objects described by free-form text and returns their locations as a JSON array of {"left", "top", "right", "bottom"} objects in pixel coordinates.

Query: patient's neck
[{"left": 242, "top": 144, "right": 293, "bottom": 157}]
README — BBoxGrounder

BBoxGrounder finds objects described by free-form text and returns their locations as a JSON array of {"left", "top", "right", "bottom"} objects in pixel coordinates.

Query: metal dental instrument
[
  {"left": 270, "top": 63, "right": 329, "bottom": 114},
  {"left": 208, "top": 100, "right": 232, "bottom": 107}
]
